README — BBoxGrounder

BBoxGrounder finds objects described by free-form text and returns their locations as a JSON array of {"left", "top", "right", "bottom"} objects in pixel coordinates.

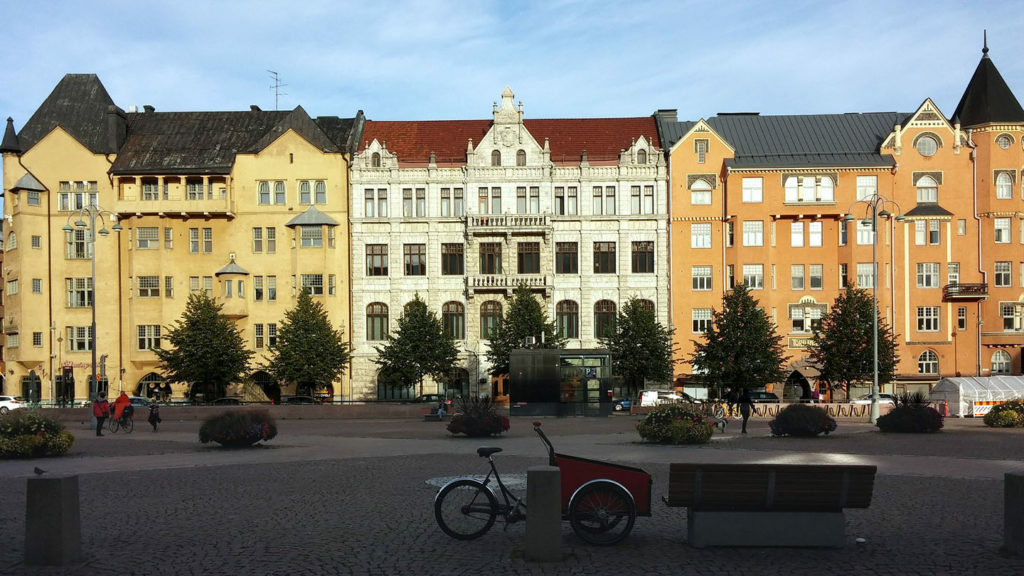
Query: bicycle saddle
[{"left": 477, "top": 447, "right": 503, "bottom": 457}]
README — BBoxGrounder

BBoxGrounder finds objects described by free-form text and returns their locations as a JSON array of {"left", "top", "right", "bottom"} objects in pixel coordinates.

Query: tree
[
  {"left": 689, "top": 284, "right": 787, "bottom": 397},
  {"left": 485, "top": 284, "right": 565, "bottom": 377},
  {"left": 600, "top": 297, "right": 676, "bottom": 398},
  {"left": 264, "top": 290, "right": 351, "bottom": 396},
  {"left": 154, "top": 292, "right": 253, "bottom": 401},
  {"left": 374, "top": 294, "right": 459, "bottom": 396},
  {"left": 807, "top": 284, "right": 899, "bottom": 398}
]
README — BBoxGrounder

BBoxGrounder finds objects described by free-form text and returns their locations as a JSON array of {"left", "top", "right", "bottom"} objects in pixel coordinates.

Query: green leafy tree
[
  {"left": 154, "top": 292, "right": 253, "bottom": 401},
  {"left": 374, "top": 294, "right": 460, "bottom": 396},
  {"left": 264, "top": 290, "right": 351, "bottom": 396},
  {"left": 485, "top": 284, "right": 565, "bottom": 377},
  {"left": 601, "top": 297, "right": 676, "bottom": 398},
  {"left": 807, "top": 284, "right": 899, "bottom": 398},
  {"left": 689, "top": 284, "right": 787, "bottom": 397}
]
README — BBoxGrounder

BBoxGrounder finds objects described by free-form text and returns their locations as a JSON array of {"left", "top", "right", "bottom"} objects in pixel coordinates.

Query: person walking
[
  {"left": 92, "top": 393, "right": 110, "bottom": 436},
  {"left": 738, "top": 388, "right": 754, "bottom": 434},
  {"left": 726, "top": 387, "right": 739, "bottom": 417},
  {"left": 148, "top": 401, "right": 162, "bottom": 432}
]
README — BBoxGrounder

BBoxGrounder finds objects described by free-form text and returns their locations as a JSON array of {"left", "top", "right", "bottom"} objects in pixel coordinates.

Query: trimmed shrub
[
  {"left": 876, "top": 393, "right": 943, "bottom": 433},
  {"left": 984, "top": 399, "right": 1024, "bottom": 428},
  {"left": 0, "top": 411, "right": 75, "bottom": 459},
  {"left": 447, "top": 396, "right": 510, "bottom": 437},
  {"left": 637, "top": 403, "right": 714, "bottom": 445},
  {"left": 769, "top": 404, "right": 837, "bottom": 437},
  {"left": 199, "top": 410, "right": 277, "bottom": 447}
]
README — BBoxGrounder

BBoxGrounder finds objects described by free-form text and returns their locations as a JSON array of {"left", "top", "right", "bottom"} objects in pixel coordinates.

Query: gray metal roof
[
  {"left": 285, "top": 205, "right": 339, "bottom": 228},
  {"left": 12, "top": 173, "right": 45, "bottom": 192},
  {"left": 215, "top": 257, "right": 249, "bottom": 276}
]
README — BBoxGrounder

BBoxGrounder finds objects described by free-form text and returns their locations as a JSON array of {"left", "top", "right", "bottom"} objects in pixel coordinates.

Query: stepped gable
[
  {"left": 952, "top": 42, "right": 1024, "bottom": 128},
  {"left": 16, "top": 74, "right": 118, "bottom": 154}
]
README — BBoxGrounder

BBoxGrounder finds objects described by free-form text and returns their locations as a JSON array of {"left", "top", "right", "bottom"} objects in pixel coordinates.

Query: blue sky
[{"left": 1, "top": 0, "right": 1022, "bottom": 125}]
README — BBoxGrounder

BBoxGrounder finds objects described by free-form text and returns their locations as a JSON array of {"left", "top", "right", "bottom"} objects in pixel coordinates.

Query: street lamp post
[
  {"left": 845, "top": 194, "right": 903, "bottom": 424},
  {"left": 62, "top": 204, "right": 121, "bottom": 402}
]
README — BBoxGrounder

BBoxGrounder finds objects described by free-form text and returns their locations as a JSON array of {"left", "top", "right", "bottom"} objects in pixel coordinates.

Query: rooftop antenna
[{"left": 268, "top": 70, "right": 288, "bottom": 110}]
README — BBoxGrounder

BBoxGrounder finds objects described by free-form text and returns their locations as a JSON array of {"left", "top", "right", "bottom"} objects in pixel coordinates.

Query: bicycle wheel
[
  {"left": 568, "top": 481, "right": 636, "bottom": 546},
  {"left": 122, "top": 417, "right": 134, "bottom": 433},
  {"left": 108, "top": 417, "right": 119, "bottom": 433},
  {"left": 434, "top": 479, "right": 497, "bottom": 540},
  {"left": 711, "top": 404, "right": 726, "bottom": 420}
]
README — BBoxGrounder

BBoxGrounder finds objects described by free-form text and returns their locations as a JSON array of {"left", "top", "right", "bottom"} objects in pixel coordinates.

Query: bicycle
[
  {"left": 433, "top": 446, "right": 526, "bottom": 540},
  {"left": 108, "top": 411, "right": 134, "bottom": 433}
]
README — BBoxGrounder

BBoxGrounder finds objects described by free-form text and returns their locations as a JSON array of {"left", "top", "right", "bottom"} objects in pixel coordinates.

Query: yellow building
[{"left": 1, "top": 75, "right": 361, "bottom": 403}]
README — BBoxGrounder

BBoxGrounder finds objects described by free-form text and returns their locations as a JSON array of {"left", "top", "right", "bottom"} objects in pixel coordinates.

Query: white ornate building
[{"left": 348, "top": 88, "right": 669, "bottom": 399}]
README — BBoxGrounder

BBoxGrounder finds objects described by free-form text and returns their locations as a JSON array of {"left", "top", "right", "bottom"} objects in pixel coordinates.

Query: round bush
[
  {"left": 769, "top": 404, "right": 837, "bottom": 437},
  {"left": 637, "top": 403, "right": 714, "bottom": 445},
  {"left": 876, "top": 405, "right": 943, "bottom": 433},
  {"left": 199, "top": 410, "right": 277, "bottom": 447},
  {"left": 446, "top": 396, "right": 509, "bottom": 437},
  {"left": 984, "top": 399, "right": 1024, "bottom": 428},
  {"left": 0, "top": 411, "right": 75, "bottom": 459}
]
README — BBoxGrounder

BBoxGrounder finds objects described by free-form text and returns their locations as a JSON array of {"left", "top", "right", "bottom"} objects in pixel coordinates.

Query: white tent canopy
[{"left": 929, "top": 376, "right": 1024, "bottom": 417}]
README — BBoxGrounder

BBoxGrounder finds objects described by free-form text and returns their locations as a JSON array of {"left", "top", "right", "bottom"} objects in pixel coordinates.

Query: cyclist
[{"left": 113, "top": 392, "right": 132, "bottom": 426}]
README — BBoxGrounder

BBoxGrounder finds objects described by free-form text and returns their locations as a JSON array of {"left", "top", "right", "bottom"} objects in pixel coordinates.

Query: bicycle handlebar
[{"left": 532, "top": 421, "right": 556, "bottom": 466}]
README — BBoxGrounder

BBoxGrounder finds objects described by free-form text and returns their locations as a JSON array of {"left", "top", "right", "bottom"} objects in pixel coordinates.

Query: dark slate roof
[
  {"left": 1, "top": 117, "right": 19, "bottom": 153},
  {"left": 16, "top": 74, "right": 119, "bottom": 154},
  {"left": 285, "top": 205, "right": 339, "bottom": 227},
  {"left": 952, "top": 45, "right": 1024, "bottom": 127},
  {"left": 315, "top": 112, "right": 364, "bottom": 155},
  {"left": 250, "top": 106, "right": 339, "bottom": 154},
  {"left": 905, "top": 204, "right": 954, "bottom": 217}
]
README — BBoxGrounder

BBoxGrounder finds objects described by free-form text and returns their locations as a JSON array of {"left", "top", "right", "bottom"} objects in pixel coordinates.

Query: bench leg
[{"left": 687, "top": 510, "right": 846, "bottom": 548}]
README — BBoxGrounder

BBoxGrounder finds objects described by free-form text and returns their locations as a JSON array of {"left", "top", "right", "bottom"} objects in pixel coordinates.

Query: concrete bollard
[
  {"left": 25, "top": 475, "right": 82, "bottom": 566},
  {"left": 526, "top": 465, "right": 561, "bottom": 562},
  {"left": 1006, "top": 473, "right": 1024, "bottom": 556}
]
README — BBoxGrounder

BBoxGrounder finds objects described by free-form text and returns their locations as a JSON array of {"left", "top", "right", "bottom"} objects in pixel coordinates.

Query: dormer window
[
  {"left": 371, "top": 152, "right": 381, "bottom": 167},
  {"left": 516, "top": 149, "right": 526, "bottom": 166},
  {"left": 491, "top": 150, "right": 502, "bottom": 167},
  {"left": 637, "top": 149, "right": 647, "bottom": 164},
  {"left": 915, "top": 134, "right": 939, "bottom": 157}
]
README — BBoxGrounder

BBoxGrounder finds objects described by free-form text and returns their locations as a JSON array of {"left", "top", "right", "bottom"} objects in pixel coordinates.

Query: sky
[{"left": 2, "top": 0, "right": 1023, "bottom": 129}]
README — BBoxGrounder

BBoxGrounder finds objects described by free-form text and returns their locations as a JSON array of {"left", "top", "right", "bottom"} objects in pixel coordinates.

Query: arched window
[
  {"left": 636, "top": 299, "right": 655, "bottom": 313},
  {"left": 442, "top": 301, "right": 465, "bottom": 340},
  {"left": 917, "top": 175, "right": 938, "bottom": 203},
  {"left": 818, "top": 177, "right": 834, "bottom": 202},
  {"left": 556, "top": 300, "right": 579, "bottom": 339},
  {"left": 594, "top": 300, "right": 617, "bottom": 338},
  {"left": 915, "top": 134, "right": 939, "bottom": 157},
  {"left": 917, "top": 350, "right": 939, "bottom": 374},
  {"left": 366, "top": 302, "right": 388, "bottom": 341},
  {"left": 491, "top": 150, "right": 502, "bottom": 167},
  {"left": 371, "top": 152, "right": 381, "bottom": 167},
  {"left": 516, "top": 149, "right": 526, "bottom": 166},
  {"left": 690, "top": 178, "right": 712, "bottom": 205},
  {"left": 480, "top": 301, "right": 502, "bottom": 339},
  {"left": 637, "top": 149, "right": 647, "bottom": 164},
  {"left": 992, "top": 350, "right": 1012, "bottom": 374},
  {"left": 377, "top": 371, "right": 413, "bottom": 400},
  {"left": 799, "top": 177, "right": 815, "bottom": 202},
  {"left": 996, "top": 172, "right": 1013, "bottom": 199}
]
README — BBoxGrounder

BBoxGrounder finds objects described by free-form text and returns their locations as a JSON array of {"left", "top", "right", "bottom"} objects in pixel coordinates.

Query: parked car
[
  {"left": 0, "top": 395, "right": 26, "bottom": 415},
  {"left": 747, "top": 391, "right": 780, "bottom": 403},
  {"left": 283, "top": 396, "right": 317, "bottom": 405},
  {"left": 408, "top": 394, "right": 456, "bottom": 407},
  {"left": 613, "top": 399, "right": 632, "bottom": 412},
  {"left": 852, "top": 393, "right": 897, "bottom": 405},
  {"left": 211, "top": 398, "right": 244, "bottom": 405}
]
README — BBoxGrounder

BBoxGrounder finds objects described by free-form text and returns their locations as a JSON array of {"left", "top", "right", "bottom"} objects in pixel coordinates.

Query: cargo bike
[{"left": 433, "top": 421, "right": 652, "bottom": 545}]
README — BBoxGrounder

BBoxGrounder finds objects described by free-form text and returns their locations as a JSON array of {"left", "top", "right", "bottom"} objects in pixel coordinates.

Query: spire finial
[{"left": 983, "top": 30, "right": 989, "bottom": 56}]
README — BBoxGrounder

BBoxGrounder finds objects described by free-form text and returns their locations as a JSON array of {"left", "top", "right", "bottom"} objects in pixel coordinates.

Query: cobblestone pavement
[{"left": 0, "top": 414, "right": 1023, "bottom": 575}]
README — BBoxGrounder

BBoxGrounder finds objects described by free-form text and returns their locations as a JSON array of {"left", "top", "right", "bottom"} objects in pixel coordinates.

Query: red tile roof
[{"left": 361, "top": 117, "right": 659, "bottom": 165}]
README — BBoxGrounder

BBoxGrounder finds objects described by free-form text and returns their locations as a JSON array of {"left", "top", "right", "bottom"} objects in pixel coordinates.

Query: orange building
[{"left": 660, "top": 44, "right": 1023, "bottom": 400}]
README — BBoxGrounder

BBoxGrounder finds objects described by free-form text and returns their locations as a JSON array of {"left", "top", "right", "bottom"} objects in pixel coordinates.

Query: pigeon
[{"left": 33, "top": 467, "right": 47, "bottom": 476}]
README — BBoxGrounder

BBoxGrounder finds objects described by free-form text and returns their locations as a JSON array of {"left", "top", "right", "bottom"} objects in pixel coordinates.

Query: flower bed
[
  {"left": 984, "top": 399, "right": 1024, "bottom": 428},
  {"left": 636, "top": 404, "right": 714, "bottom": 444},
  {"left": 446, "top": 396, "right": 510, "bottom": 437},
  {"left": 0, "top": 411, "right": 75, "bottom": 459}
]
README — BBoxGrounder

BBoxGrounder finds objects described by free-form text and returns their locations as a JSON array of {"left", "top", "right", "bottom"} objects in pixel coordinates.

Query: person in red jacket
[
  {"left": 113, "top": 392, "right": 131, "bottom": 422},
  {"left": 92, "top": 393, "right": 110, "bottom": 436}
]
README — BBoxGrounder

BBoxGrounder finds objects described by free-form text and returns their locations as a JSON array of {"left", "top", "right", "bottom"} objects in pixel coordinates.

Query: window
[
  {"left": 138, "top": 276, "right": 159, "bottom": 298},
  {"left": 743, "top": 264, "right": 764, "bottom": 289},
  {"left": 692, "top": 266, "right": 712, "bottom": 291},
  {"left": 594, "top": 300, "right": 617, "bottom": 338},
  {"left": 997, "top": 134, "right": 1013, "bottom": 149},
  {"left": 631, "top": 186, "right": 641, "bottom": 214},
  {"left": 594, "top": 242, "right": 616, "bottom": 274},
  {"left": 491, "top": 150, "right": 501, "bottom": 167},
  {"left": 165, "top": 276, "right": 173, "bottom": 298},
  {"left": 132, "top": 227, "right": 157, "bottom": 250},
  {"left": 992, "top": 350, "right": 1012, "bottom": 374},
  {"left": 742, "top": 178, "right": 762, "bottom": 203},
  {"left": 65, "top": 278, "right": 92, "bottom": 308},
  {"left": 366, "top": 244, "right": 388, "bottom": 276},
  {"left": 5, "top": 279, "right": 18, "bottom": 295},
  {"left": 33, "top": 332, "right": 42, "bottom": 347},
  {"left": 643, "top": 186, "right": 654, "bottom": 214},
  {"left": 791, "top": 222, "right": 804, "bottom": 247},
  {"left": 189, "top": 276, "right": 200, "bottom": 294},
  {"left": 637, "top": 149, "right": 647, "bottom": 164},
  {"left": 516, "top": 149, "right": 526, "bottom": 166},
  {"left": 29, "top": 235, "right": 41, "bottom": 250},
  {"left": 367, "top": 303, "right": 388, "bottom": 341},
  {"left": 442, "top": 302, "right": 465, "bottom": 339},
  {"left": 61, "top": 230, "right": 86, "bottom": 259},
  {"left": 692, "top": 308, "right": 712, "bottom": 333},
  {"left": 57, "top": 181, "right": 98, "bottom": 211},
  {"left": 556, "top": 300, "right": 579, "bottom": 339},
  {"left": 917, "top": 176, "right": 938, "bottom": 203},
  {"left": 690, "top": 179, "right": 712, "bottom": 205},
  {"left": 300, "top": 226, "right": 323, "bottom": 247},
  {"left": 479, "top": 243, "right": 502, "bottom": 274},
  {"left": 137, "top": 325, "right": 161, "bottom": 351},
  {"left": 415, "top": 188, "right": 426, "bottom": 217},
  {"left": 819, "top": 177, "right": 834, "bottom": 202},
  {"left": 478, "top": 187, "right": 501, "bottom": 214},
  {"left": 995, "top": 218, "right": 1011, "bottom": 243},
  {"left": 371, "top": 152, "right": 381, "bottom": 167},
  {"left": 996, "top": 173, "right": 1013, "bottom": 199},
  {"left": 480, "top": 301, "right": 501, "bottom": 339},
  {"left": 1000, "top": 303, "right": 1023, "bottom": 331},
  {"left": 556, "top": 242, "right": 578, "bottom": 274},
  {"left": 725, "top": 222, "right": 734, "bottom": 247},
  {"left": 254, "top": 276, "right": 264, "bottom": 301},
  {"left": 808, "top": 222, "right": 822, "bottom": 247},
  {"left": 809, "top": 265, "right": 823, "bottom": 290},
  {"left": 269, "top": 323, "right": 280, "bottom": 348},
  {"left": 5, "top": 333, "right": 18, "bottom": 349},
  {"left": 691, "top": 223, "right": 711, "bottom": 249},
  {"left": 742, "top": 221, "right": 763, "bottom": 246},
  {"left": 856, "top": 176, "right": 877, "bottom": 201},
  {"left": 857, "top": 263, "right": 875, "bottom": 289},
  {"left": 440, "top": 188, "right": 451, "bottom": 217},
  {"left": 916, "top": 135, "right": 938, "bottom": 157},
  {"left": 929, "top": 220, "right": 940, "bottom": 245},
  {"left": 301, "top": 274, "right": 324, "bottom": 295},
  {"left": 554, "top": 186, "right": 579, "bottom": 216},
  {"left": 726, "top": 265, "right": 735, "bottom": 289},
  {"left": 857, "top": 221, "right": 874, "bottom": 245},
  {"left": 631, "top": 241, "right": 654, "bottom": 273},
  {"left": 995, "top": 262, "right": 1011, "bottom": 287},
  {"left": 917, "top": 350, "right": 938, "bottom": 374},
  {"left": 517, "top": 187, "right": 527, "bottom": 213},
  {"left": 402, "top": 189, "right": 413, "bottom": 217},
  {"left": 800, "top": 177, "right": 816, "bottom": 202},
  {"left": 695, "top": 139, "right": 708, "bottom": 163},
  {"left": 267, "top": 276, "right": 277, "bottom": 301},
  {"left": 29, "top": 278, "right": 41, "bottom": 293},
  {"left": 189, "top": 228, "right": 199, "bottom": 253},
  {"left": 365, "top": 188, "right": 388, "bottom": 217},
  {"left": 274, "top": 181, "right": 285, "bottom": 204},
  {"left": 253, "top": 228, "right": 263, "bottom": 252},
  {"left": 839, "top": 221, "right": 848, "bottom": 246},
  {"left": 958, "top": 219, "right": 967, "bottom": 235},
  {"left": 403, "top": 244, "right": 426, "bottom": 276},
  {"left": 917, "top": 307, "right": 939, "bottom": 332},
  {"left": 266, "top": 227, "right": 276, "bottom": 253},
  {"left": 299, "top": 181, "right": 311, "bottom": 204},
  {"left": 201, "top": 228, "right": 212, "bottom": 253},
  {"left": 791, "top": 265, "right": 805, "bottom": 290},
  {"left": 203, "top": 276, "right": 213, "bottom": 296},
  {"left": 298, "top": 180, "right": 327, "bottom": 204},
  {"left": 517, "top": 242, "right": 540, "bottom": 274},
  {"left": 593, "top": 186, "right": 616, "bottom": 215},
  {"left": 254, "top": 324, "right": 265, "bottom": 349},
  {"left": 958, "top": 307, "right": 967, "bottom": 331},
  {"left": 917, "top": 263, "right": 940, "bottom": 288},
  {"left": 453, "top": 188, "right": 464, "bottom": 216},
  {"left": 66, "top": 326, "right": 93, "bottom": 352},
  {"left": 186, "top": 179, "right": 204, "bottom": 200},
  {"left": 441, "top": 243, "right": 464, "bottom": 275}
]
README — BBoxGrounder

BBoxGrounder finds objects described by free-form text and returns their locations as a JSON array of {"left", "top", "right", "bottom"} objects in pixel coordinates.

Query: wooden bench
[
  {"left": 422, "top": 408, "right": 449, "bottom": 422},
  {"left": 664, "top": 463, "right": 876, "bottom": 548}
]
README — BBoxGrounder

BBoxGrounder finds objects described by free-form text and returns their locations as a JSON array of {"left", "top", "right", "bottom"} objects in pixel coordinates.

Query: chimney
[
  {"left": 654, "top": 109, "right": 678, "bottom": 123},
  {"left": 106, "top": 105, "right": 127, "bottom": 153},
  {"left": 143, "top": 105, "right": 155, "bottom": 113},
  {"left": 251, "top": 105, "right": 262, "bottom": 112}
]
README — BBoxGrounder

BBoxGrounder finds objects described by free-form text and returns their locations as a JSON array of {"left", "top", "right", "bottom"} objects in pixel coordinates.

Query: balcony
[
  {"left": 942, "top": 283, "right": 988, "bottom": 302},
  {"left": 466, "top": 274, "right": 551, "bottom": 298},
  {"left": 466, "top": 214, "right": 550, "bottom": 240}
]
